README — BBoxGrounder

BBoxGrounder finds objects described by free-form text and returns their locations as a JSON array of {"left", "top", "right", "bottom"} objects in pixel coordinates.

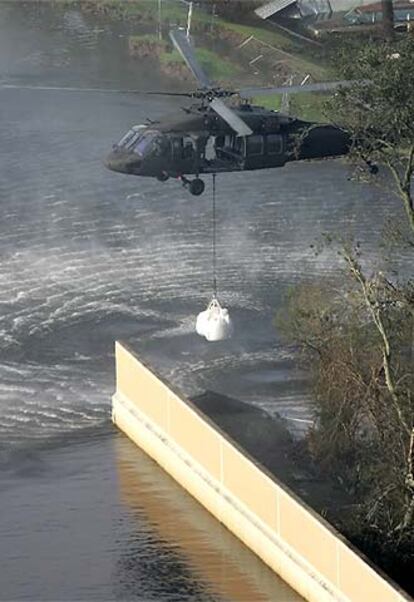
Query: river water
[{"left": 0, "top": 3, "right": 406, "bottom": 601}]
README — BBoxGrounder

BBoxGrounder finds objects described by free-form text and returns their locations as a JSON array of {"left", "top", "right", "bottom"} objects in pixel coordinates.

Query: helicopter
[{"left": 105, "top": 29, "right": 353, "bottom": 196}]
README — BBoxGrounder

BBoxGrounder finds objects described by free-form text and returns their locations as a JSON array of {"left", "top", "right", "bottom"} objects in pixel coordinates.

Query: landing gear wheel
[
  {"left": 189, "top": 178, "right": 205, "bottom": 196},
  {"left": 156, "top": 172, "right": 169, "bottom": 182}
]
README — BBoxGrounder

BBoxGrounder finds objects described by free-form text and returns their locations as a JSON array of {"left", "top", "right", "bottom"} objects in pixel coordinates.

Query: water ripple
[{"left": 0, "top": 7, "right": 408, "bottom": 451}]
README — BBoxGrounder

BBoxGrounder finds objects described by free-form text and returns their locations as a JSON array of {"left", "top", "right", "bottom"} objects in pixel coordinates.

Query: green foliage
[
  {"left": 128, "top": 33, "right": 169, "bottom": 52},
  {"left": 160, "top": 48, "right": 240, "bottom": 82},
  {"left": 251, "top": 95, "right": 282, "bottom": 111},
  {"left": 289, "top": 93, "right": 328, "bottom": 122},
  {"left": 129, "top": 33, "right": 167, "bottom": 44},
  {"left": 327, "top": 37, "right": 414, "bottom": 149},
  {"left": 113, "top": 0, "right": 190, "bottom": 22},
  {"left": 325, "top": 36, "right": 414, "bottom": 234},
  {"left": 253, "top": 92, "right": 327, "bottom": 121}
]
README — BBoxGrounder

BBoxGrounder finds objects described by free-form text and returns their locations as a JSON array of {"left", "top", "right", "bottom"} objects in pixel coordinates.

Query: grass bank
[
  {"left": 77, "top": 0, "right": 333, "bottom": 119},
  {"left": 253, "top": 91, "right": 328, "bottom": 121},
  {"left": 159, "top": 47, "right": 241, "bottom": 83}
]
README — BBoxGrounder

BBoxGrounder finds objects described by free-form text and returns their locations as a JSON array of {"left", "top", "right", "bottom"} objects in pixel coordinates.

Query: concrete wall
[{"left": 112, "top": 341, "right": 411, "bottom": 602}]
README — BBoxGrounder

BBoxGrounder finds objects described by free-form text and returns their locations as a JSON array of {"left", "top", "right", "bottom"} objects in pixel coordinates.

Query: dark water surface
[{"left": 0, "top": 3, "right": 406, "bottom": 600}]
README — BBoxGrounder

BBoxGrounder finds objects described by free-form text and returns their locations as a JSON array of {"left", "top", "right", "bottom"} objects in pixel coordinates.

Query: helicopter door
[
  {"left": 245, "top": 134, "right": 264, "bottom": 170},
  {"left": 233, "top": 136, "right": 246, "bottom": 160},
  {"left": 172, "top": 137, "right": 183, "bottom": 158},
  {"left": 215, "top": 135, "right": 245, "bottom": 165},
  {"left": 171, "top": 135, "right": 196, "bottom": 173},
  {"left": 265, "top": 134, "right": 286, "bottom": 167}
]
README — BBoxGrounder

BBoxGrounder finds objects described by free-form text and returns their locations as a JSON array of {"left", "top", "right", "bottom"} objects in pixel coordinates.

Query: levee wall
[{"left": 112, "top": 341, "right": 411, "bottom": 602}]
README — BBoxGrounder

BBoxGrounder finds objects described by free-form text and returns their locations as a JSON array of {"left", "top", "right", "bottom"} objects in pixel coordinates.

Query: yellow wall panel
[
  {"left": 222, "top": 442, "right": 277, "bottom": 532},
  {"left": 279, "top": 492, "right": 337, "bottom": 585},
  {"left": 115, "top": 343, "right": 169, "bottom": 431},
  {"left": 338, "top": 544, "right": 400, "bottom": 602},
  {"left": 169, "top": 394, "right": 221, "bottom": 480}
]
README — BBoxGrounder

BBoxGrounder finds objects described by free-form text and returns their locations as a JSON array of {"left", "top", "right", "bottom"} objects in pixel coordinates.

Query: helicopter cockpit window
[
  {"left": 131, "top": 131, "right": 167, "bottom": 157},
  {"left": 116, "top": 125, "right": 146, "bottom": 149},
  {"left": 133, "top": 131, "right": 157, "bottom": 155}
]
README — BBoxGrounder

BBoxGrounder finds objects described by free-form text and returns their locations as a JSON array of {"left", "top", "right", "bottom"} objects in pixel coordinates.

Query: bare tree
[
  {"left": 277, "top": 36, "right": 414, "bottom": 590},
  {"left": 278, "top": 249, "right": 413, "bottom": 586}
]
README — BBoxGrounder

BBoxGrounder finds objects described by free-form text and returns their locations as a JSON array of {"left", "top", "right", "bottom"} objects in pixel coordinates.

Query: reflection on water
[
  {"left": 4, "top": 432, "right": 304, "bottom": 602},
  {"left": 115, "top": 436, "right": 303, "bottom": 602}
]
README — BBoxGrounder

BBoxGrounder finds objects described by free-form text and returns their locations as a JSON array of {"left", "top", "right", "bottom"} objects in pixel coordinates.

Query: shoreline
[{"left": 74, "top": 0, "right": 331, "bottom": 119}]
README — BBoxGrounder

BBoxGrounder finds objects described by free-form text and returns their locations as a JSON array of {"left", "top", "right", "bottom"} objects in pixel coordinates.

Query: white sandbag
[
  {"left": 196, "top": 309, "right": 210, "bottom": 337},
  {"left": 196, "top": 298, "right": 233, "bottom": 342}
]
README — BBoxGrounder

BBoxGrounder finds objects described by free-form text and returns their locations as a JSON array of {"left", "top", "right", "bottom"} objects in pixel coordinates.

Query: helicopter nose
[{"left": 104, "top": 150, "right": 142, "bottom": 174}]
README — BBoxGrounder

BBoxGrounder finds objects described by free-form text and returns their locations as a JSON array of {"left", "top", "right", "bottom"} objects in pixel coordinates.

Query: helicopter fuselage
[{"left": 105, "top": 103, "right": 351, "bottom": 191}]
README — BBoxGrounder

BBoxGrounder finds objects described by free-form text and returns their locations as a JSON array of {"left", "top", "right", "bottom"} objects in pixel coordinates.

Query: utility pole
[
  {"left": 381, "top": 0, "right": 395, "bottom": 40},
  {"left": 210, "top": 3, "right": 216, "bottom": 33},
  {"left": 177, "top": 0, "right": 193, "bottom": 38},
  {"left": 158, "top": 0, "right": 162, "bottom": 40},
  {"left": 186, "top": 1, "right": 193, "bottom": 38}
]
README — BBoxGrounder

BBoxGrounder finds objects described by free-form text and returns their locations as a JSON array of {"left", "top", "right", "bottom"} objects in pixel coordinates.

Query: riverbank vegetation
[
  {"left": 160, "top": 47, "right": 240, "bottom": 83},
  {"left": 253, "top": 91, "right": 327, "bottom": 122},
  {"left": 75, "top": 0, "right": 330, "bottom": 114},
  {"left": 82, "top": 0, "right": 299, "bottom": 50},
  {"left": 128, "top": 33, "right": 168, "bottom": 57},
  {"left": 278, "top": 36, "right": 414, "bottom": 595},
  {"left": 58, "top": 1, "right": 411, "bottom": 122}
]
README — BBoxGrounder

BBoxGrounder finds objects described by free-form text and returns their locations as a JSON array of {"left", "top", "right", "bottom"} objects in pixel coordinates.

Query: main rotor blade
[
  {"left": 0, "top": 83, "right": 192, "bottom": 96},
  {"left": 210, "top": 98, "right": 252, "bottom": 137},
  {"left": 169, "top": 29, "right": 212, "bottom": 89},
  {"left": 146, "top": 91, "right": 193, "bottom": 97},
  {"left": 0, "top": 83, "right": 145, "bottom": 93},
  {"left": 238, "top": 80, "right": 364, "bottom": 98}
]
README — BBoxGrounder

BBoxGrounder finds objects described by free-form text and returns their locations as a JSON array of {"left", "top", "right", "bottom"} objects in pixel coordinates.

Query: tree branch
[{"left": 342, "top": 248, "right": 411, "bottom": 437}]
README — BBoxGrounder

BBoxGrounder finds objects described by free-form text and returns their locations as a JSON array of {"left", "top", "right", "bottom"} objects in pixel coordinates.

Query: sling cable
[{"left": 195, "top": 173, "right": 233, "bottom": 342}]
